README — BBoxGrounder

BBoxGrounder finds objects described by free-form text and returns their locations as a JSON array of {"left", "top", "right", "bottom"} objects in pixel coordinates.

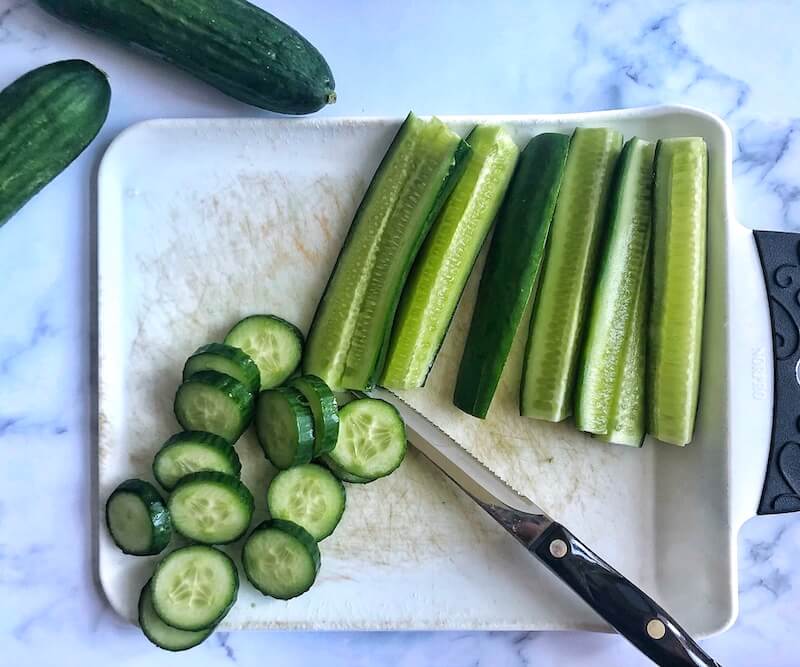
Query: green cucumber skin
[
  {"left": 381, "top": 124, "right": 520, "bottom": 389},
  {"left": 289, "top": 375, "right": 340, "bottom": 457},
  {"left": 0, "top": 60, "right": 110, "bottom": 227},
  {"left": 38, "top": 0, "right": 335, "bottom": 114},
  {"left": 574, "top": 138, "right": 655, "bottom": 438},
  {"left": 453, "top": 133, "right": 570, "bottom": 419},
  {"left": 521, "top": 128, "right": 623, "bottom": 422},
  {"left": 183, "top": 343, "right": 260, "bottom": 394},
  {"left": 105, "top": 478, "right": 172, "bottom": 556},
  {"left": 255, "top": 387, "right": 315, "bottom": 469}
]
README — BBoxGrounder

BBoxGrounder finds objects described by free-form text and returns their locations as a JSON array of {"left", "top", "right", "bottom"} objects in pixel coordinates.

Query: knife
[{"left": 368, "top": 387, "right": 722, "bottom": 667}]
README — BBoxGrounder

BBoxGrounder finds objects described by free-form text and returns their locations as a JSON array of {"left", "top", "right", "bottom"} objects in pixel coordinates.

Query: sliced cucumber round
[
  {"left": 242, "top": 519, "right": 320, "bottom": 599},
  {"left": 139, "top": 579, "right": 213, "bottom": 651},
  {"left": 267, "top": 464, "right": 345, "bottom": 541},
  {"left": 289, "top": 375, "right": 339, "bottom": 457},
  {"left": 328, "top": 398, "right": 407, "bottom": 481},
  {"left": 174, "top": 370, "right": 253, "bottom": 444},
  {"left": 168, "top": 471, "right": 254, "bottom": 544},
  {"left": 151, "top": 545, "right": 238, "bottom": 631},
  {"left": 321, "top": 455, "right": 371, "bottom": 484},
  {"left": 106, "top": 479, "right": 171, "bottom": 556},
  {"left": 255, "top": 387, "right": 314, "bottom": 470},
  {"left": 183, "top": 343, "right": 260, "bottom": 394},
  {"left": 224, "top": 315, "right": 304, "bottom": 390},
  {"left": 153, "top": 431, "right": 241, "bottom": 492}
]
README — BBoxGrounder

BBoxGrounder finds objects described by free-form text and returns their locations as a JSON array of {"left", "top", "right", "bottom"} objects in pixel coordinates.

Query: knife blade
[{"left": 369, "top": 387, "right": 721, "bottom": 667}]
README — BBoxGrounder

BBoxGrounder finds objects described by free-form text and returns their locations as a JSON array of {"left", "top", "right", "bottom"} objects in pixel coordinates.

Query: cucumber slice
[
  {"left": 327, "top": 398, "right": 407, "bottom": 481},
  {"left": 168, "top": 471, "right": 254, "bottom": 544},
  {"left": 454, "top": 133, "right": 570, "bottom": 418},
  {"left": 266, "top": 464, "right": 345, "bottom": 541},
  {"left": 139, "top": 580, "right": 213, "bottom": 651},
  {"left": 224, "top": 315, "right": 304, "bottom": 390},
  {"left": 174, "top": 370, "right": 253, "bottom": 444},
  {"left": 521, "top": 127, "right": 623, "bottom": 422},
  {"left": 153, "top": 431, "right": 241, "bottom": 492},
  {"left": 255, "top": 387, "right": 315, "bottom": 469},
  {"left": 304, "top": 112, "right": 469, "bottom": 391},
  {"left": 648, "top": 137, "right": 707, "bottom": 446},
  {"left": 242, "top": 519, "right": 321, "bottom": 599},
  {"left": 289, "top": 375, "right": 339, "bottom": 457},
  {"left": 106, "top": 479, "right": 171, "bottom": 556},
  {"left": 575, "top": 137, "right": 655, "bottom": 442},
  {"left": 183, "top": 343, "right": 260, "bottom": 394},
  {"left": 381, "top": 125, "right": 520, "bottom": 389},
  {"left": 322, "top": 454, "right": 372, "bottom": 484},
  {"left": 151, "top": 545, "right": 238, "bottom": 631}
]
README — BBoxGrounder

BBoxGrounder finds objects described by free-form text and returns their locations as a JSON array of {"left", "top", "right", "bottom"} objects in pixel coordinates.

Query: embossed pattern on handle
[
  {"left": 532, "top": 523, "right": 721, "bottom": 667},
  {"left": 754, "top": 231, "right": 800, "bottom": 514}
]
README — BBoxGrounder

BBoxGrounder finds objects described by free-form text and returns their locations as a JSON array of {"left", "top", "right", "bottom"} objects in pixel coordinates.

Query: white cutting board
[{"left": 97, "top": 108, "right": 772, "bottom": 635}]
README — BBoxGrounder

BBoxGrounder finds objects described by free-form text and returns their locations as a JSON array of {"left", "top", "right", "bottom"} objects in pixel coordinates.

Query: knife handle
[{"left": 531, "top": 522, "right": 721, "bottom": 667}]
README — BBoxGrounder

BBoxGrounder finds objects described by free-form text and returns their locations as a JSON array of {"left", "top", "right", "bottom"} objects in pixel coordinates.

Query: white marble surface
[{"left": 0, "top": 0, "right": 798, "bottom": 664}]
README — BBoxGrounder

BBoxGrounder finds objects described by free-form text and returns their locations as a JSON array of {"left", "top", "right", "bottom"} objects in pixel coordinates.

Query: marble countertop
[{"left": 1, "top": 0, "right": 798, "bottom": 665}]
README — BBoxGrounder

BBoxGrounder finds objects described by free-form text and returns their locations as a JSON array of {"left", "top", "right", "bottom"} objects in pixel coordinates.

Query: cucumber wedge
[
  {"left": 303, "top": 113, "right": 469, "bottom": 391},
  {"left": 381, "top": 125, "right": 519, "bottom": 389},
  {"left": 575, "top": 137, "right": 655, "bottom": 443},
  {"left": 454, "top": 133, "right": 570, "bottom": 418},
  {"left": 174, "top": 370, "right": 254, "bottom": 443},
  {"left": 521, "top": 127, "right": 623, "bottom": 421},
  {"left": 648, "top": 137, "right": 707, "bottom": 446}
]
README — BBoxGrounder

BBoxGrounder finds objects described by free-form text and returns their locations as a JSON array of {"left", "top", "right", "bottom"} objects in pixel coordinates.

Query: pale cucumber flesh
[
  {"left": 381, "top": 124, "right": 519, "bottom": 389},
  {"left": 521, "top": 127, "right": 623, "bottom": 421},
  {"left": 648, "top": 137, "right": 707, "bottom": 446},
  {"left": 574, "top": 137, "right": 655, "bottom": 439}
]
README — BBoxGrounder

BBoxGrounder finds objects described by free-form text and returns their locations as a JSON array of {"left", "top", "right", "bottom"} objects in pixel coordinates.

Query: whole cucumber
[
  {"left": 0, "top": 60, "right": 111, "bottom": 228},
  {"left": 38, "top": 0, "right": 336, "bottom": 114}
]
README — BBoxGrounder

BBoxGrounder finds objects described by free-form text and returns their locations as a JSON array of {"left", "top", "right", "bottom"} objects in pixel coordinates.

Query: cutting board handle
[{"left": 754, "top": 231, "right": 800, "bottom": 514}]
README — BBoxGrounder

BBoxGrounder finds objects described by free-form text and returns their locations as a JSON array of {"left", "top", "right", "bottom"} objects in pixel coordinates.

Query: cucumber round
[
  {"left": 266, "top": 464, "right": 345, "bottom": 541},
  {"left": 153, "top": 431, "right": 241, "bottom": 491},
  {"left": 321, "top": 455, "right": 371, "bottom": 484},
  {"left": 224, "top": 315, "right": 304, "bottom": 390},
  {"left": 289, "top": 375, "right": 339, "bottom": 457},
  {"left": 174, "top": 370, "right": 253, "bottom": 444},
  {"left": 183, "top": 343, "right": 260, "bottom": 394},
  {"left": 328, "top": 398, "right": 407, "bottom": 481},
  {"left": 139, "top": 580, "right": 213, "bottom": 651},
  {"left": 242, "top": 519, "right": 320, "bottom": 600},
  {"left": 151, "top": 545, "right": 238, "bottom": 631},
  {"left": 106, "top": 479, "right": 171, "bottom": 556},
  {"left": 168, "top": 471, "right": 254, "bottom": 544},
  {"left": 255, "top": 387, "right": 314, "bottom": 470}
]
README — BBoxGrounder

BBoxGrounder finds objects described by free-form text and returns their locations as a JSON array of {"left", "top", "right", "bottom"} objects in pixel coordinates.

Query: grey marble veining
[{"left": 0, "top": 0, "right": 798, "bottom": 665}]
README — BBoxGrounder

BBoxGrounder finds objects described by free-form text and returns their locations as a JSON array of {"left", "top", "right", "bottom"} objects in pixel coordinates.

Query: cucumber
[
  {"left": 153, "top": 431, "right": 241, "bottom": 492},
  {"left": 151, "top": 545, "right": 238, "bottom": 631},
  {"left": 168, "top": 471, "right": 254, "bottom": 544},
  {"left": 224, "top": 315, "right": 304, "bottom": 390},
  {"left": 575, "top": 138, "right": 655, "bottom": 443},
  {"left": 266, "top": 464, "right": 345, "bottom": 541},
  {"left": 303, "top": 113, "right": 469, "bottom": 391},
  {"left": 255, "top": 387, "right": 315, "bottom": 470},
  {"left": 183, "top": 343, "right": 260, "bottom": 394},
  {"left": 521, "top": 128, "right": 623, "bottom": 421},
  {"left": 242, "top": 519, "right": 321, "bottom": 600},
  {"left": 289, "top": 375, "right": 339, "bottom": 457},
  {"left": 453, "top": 133, "right": 570, "bottom": 418},
  {"left": 174, "top": 370, "right": 253, "bottom": 443},
  {"left": 139, "top": 580, "right": 213, "bottom": 651},
  {"left": 105, "top": 479, "right": 171, "bottom": 556},
  {"left": 381, "top": 125, "right": 520, "bottom": 389},
  {"left": 37, "top": 0, "right": 335, "bottom": 114},
  {"left": 327, "top": 398, "right": 407, "bottom": 481},
  {"left": 648, "top": 137, "right": 708, "bottom": 446},
  {"left": 322, "top": 455, "right": 372, "bottom": 484},
  {"left": 0, "top": 60, "right": 110, "bottom": 227}
]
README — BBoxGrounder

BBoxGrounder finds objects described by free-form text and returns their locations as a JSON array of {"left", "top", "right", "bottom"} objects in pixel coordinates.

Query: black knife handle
[
  {"left": 532, "top": 523, "right": 721, "bottom": 667},
  {"left": 753, "top": 230, "right": 800, "bottom": 515}
]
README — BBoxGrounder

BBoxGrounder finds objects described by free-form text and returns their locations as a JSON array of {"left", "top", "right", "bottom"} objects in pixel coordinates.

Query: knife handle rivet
[
  {"left": 549, "top": 538, "right": 568, "bottom": 559},
  {"left": 646, "top": 619, "right": 666, "bottom": 640}
]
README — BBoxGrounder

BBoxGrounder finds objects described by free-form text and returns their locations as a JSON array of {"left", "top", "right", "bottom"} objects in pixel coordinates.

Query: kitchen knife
[{"left": 369, "top": 387, "right": 722, "bottom": 667}]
